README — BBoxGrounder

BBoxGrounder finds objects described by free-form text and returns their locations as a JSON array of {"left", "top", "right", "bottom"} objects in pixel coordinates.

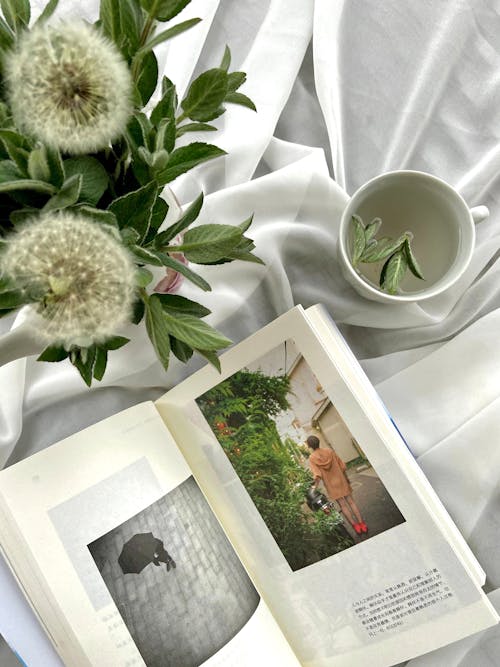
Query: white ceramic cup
[{"left": 338, "top": 170, "right": 489, "bottom": 303}]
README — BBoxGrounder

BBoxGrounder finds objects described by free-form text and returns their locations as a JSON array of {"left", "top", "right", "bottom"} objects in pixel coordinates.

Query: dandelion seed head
[
  {"left": 5, "top": 22, "right": 133, "bottom": 154},
  {"left": 1, "top": 212, "right": 137, "bottom": 347}
]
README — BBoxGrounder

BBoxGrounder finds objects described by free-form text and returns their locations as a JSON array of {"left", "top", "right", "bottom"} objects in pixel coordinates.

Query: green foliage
[
  {"left": 197, "top": 370, "right": 353, "bottom": 570},
  {"left": 350, "top": 214, "right": 425, "bottom": 294},
  {"left": 0, "top": 0, "right": 260, "bottom": 385}
]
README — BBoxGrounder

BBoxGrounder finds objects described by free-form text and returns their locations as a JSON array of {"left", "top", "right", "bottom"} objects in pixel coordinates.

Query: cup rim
[{"left": 338, "top": 170, "right": 475, "bottom": 303}]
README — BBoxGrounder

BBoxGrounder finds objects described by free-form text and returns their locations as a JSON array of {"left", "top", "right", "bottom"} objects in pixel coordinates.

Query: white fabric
[{"left": 1, "top": 1, "right": 500, "bottom": 665}]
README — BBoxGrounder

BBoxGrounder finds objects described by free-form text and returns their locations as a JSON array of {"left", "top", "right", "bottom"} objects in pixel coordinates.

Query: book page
[
  {"left": 156, "top": 306, "right": 498, "bottom": 667},
  {"left": 0, "top": 402, "right": 300, "bottom": 667}
]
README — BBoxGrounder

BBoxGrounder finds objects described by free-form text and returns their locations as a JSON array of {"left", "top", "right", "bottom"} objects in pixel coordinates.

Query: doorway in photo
[{"left": 196, "top": 339, "right": 406, "bottom": 571}]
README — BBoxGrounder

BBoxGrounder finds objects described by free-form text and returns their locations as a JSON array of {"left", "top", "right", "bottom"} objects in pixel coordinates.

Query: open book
[{"left": 0, "top": 305, "right": 497, "bottom": 667}]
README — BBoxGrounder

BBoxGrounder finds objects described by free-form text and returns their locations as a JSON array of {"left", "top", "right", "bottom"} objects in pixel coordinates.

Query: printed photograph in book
[
  {"left": 196, "top": 339, "right": 406, "bottom": 572},
  {"left": 88, "top": 476, "right": 260, "bottom": 667}
]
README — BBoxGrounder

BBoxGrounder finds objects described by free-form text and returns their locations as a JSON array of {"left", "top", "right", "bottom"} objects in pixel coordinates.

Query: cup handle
[{"left": 470, "top": 205, "right": 489, "bottom": 224}]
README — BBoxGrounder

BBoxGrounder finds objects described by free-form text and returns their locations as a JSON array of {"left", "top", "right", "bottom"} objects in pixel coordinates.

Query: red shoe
[
  {"left": 353, "top": 523, "right": 363, "bottom": 534},
  {"left": 359, "top": 522, "right": 368, "bottom": 533}
]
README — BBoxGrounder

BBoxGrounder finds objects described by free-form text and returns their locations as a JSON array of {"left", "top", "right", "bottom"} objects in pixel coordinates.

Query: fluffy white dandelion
[
  {"left": 5, "top": 22, "right": 132, "bottom": 154},
  {"left": 1, "top": 212, "right": 137, "bottom": 348}
]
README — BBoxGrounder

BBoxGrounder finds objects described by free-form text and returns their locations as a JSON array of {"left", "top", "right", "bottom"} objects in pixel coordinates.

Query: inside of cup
[{"left": 348, "top": 173, "right": 473, "bottom": 295}]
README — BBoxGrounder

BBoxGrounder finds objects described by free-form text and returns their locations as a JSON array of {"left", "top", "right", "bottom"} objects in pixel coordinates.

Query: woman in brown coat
[{"left": 307, "top": 435, "right": 367, "bottom": 534}]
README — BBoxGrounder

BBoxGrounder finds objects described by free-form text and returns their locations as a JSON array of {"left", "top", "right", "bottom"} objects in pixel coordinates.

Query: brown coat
[{"left": 309, "top": 448, "right": 352, "bottom": 500}]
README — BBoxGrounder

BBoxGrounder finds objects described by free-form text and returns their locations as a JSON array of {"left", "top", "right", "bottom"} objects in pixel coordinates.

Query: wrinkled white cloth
[{"left": 1, "top": 1, "right": 500, "bottom": 665}]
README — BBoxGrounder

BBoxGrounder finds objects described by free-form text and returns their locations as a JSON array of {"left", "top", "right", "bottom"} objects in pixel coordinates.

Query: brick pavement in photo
[{"left": 88, "top": 476, "right": 259, "bottom": 667}]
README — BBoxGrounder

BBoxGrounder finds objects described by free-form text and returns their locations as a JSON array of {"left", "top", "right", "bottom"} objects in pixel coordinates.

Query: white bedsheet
[{"left": 1, "top": 1, "right": 499, "bottom": 665}]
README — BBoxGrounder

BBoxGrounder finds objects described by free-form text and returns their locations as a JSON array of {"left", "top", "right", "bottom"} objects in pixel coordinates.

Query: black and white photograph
[
  {"left": 196, "top": 339, "right": 406, "bottom": 572},
  {"left": 88, "top": 476, "right": 260, "bottom": 667}
]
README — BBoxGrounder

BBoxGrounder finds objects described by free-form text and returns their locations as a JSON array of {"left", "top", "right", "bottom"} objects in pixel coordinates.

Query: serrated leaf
[
  {"left": 403, "top": 237, "right": 425, "bottom": 280},
  {"left": 155, "top": 117, "right": 176, "bottom": 154},
  {"left": 175, "top": 224, "right": 242, "bottom": 263},
  {"left": 136, "top": 49, "right": 158, "bottom": 106},
  {"left": 154, "top": 293, "right": 211, "bottom": 318},
  {"left": 155, "top": 191, "right": 203, "bottom": 246},
  {"left": 380, "top": 250, "right": 408, "bottom": 294},
  {"left": 145, "top": 295, "right": 171, "bottom": 370},
  {"left": 220, "top": 45, "right": 231, "bottom": 71},
  {"left": 45, "top": 146, "right": 64, "bottom": 188},
  {"left": 195, "top": 348, "right": 221, "bottom": 372},
  {"left": 151, "top": 80, "right": 176, "bottom": 128},
  {"left": 152, "top": 298, "right": 231, "bottom": 350},
  {"left": 364, "top": 217, "right": 382, "bottom": 242},
  {"left": 34, "top": 0, "right": 59, "bottom": 25},
  {"left": 71, "top": 346, "right": 97, "bottom": 387},
  {"left": 225, "top": 92, "right": 256, "bottom": 111},
  {"left": 108, "top": 181, "right": 158, "bottom": 241},
  {"left": 93, "top": 347, "right": 108, "bottom": 381},
  {"left": 227, "top": 71, "right": 246, "bottom": 93},
  {"left": 238, "top": 215, "right": 254, "bottom": 233},
  {"left": 42, "top": 174, "right": 82, "bottom": 213},
  {"left": 37, "top": 345, "right": 69, "bottom": 362},
  {"left": 181, "top": 69, "right": 228, "bottom": 122},
  {"left": 139, "top": 17, "right": 201, "bottom": 54},
  {"left": 76, "top": 206, "right": 119, "bottom": 229},
  {"left": 154, "top": 251, "right": 212, "bottom": 291},
  {"left": 170, "top": 336, "right": 193, "bottom": 363},
  {"left": 176, "top": 122, "right": 217, "bottom": 138},
  {"left": 360, "top": 233, "right": 408, "bottom": 263},
  {"left": 63, "top": 156, "right": 109, "bottom": 206},
  {"left": 140, "top": 0, "right": 189, "bottom": 21},
  {"left": 144, "top": 195, "right": 169, "bottom": 244},
  {"left": 158, "top": 143, "right": 226, "bottom": 184},
  {"left": 350, "top": 215, "right": 366, "bottom": 266}
]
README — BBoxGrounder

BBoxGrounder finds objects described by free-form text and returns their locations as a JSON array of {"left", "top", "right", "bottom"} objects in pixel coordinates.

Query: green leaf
[
  {"left": 126, "top": 113, "right": 150, "bottom": 150},
  {"left": 154, "top": 191, "right": 203, "bottom": 246},
  {"left": 176, "top": 122, "right": 217, "bottom": 138},
  {"left": 364, "top": 217, "right": 382, "bottom": 242},
  {"left": 181, "top": 68, "right": 228, "bottom": 122},
  {"left": 42, "top": 174, "right": 82, "bottom": 213},
  {"left": 34, "top": 0, "right": 59, "bottom": 24},
  {"left": 45, "top": 147, "right": 65, "bottom": 188},
  {"left": 132, "top": 245, "right": 164, "bottom": 265},
  {"left": 380, "top": 250, "right": 408, "bottom": 294},
  {"left": 104, "top": 336, "right": 130, "bottom": 350},
  {"left": 118, "top": 0, "right": 142, "bottom": 57},
  {"left": 37, "top": 345, "right": 69, "bottom": 362},
  {"left": 99, "top": 0, "right": 120, "bottom": 43},
  {"left": 225, "top": 92, "right": 256, "bottom": 112},
  {"left": 175, "top": 224, "right": 242, "bottom": 263},
  {"left": 10, "top": 208, "right": 37, "bottom": 225},
  {"left": 0, "top": 16, "right": 14, "bottom": 50},
  {"left": 71, "top": 346, "right": 97, "bottom": 387},
  {"left": 151, "top": 79, "right": 176, "bottom": 128},
  {"left": 155, "top": 118, "right": 176, "bottom": 154},
  {"left": 360, "top": 233, "right": 408, "bottom": 263},
  {"left": 136, "top": 50, "right": 158, "bottom": 106},
  {"left": 219, "top": 45, "right": 231, "bottom": 72},
  {"left": 108, "top": 181, "right": 158, "bottom": 241},
  {"left": 152, "top": 296, "right": 231, "bottom": 350},
  {"left": 0, "top": 180, "right": 56, "bottom": 194},
  {"left": 63, "top": 156, "right": 109, "bottom": 206},
  {"left": 154, "top": 251, "right": 212, "bottom": 291},
  {"left": 170, "top": 336, "right": 193, "bottom": 363},
  {"left": 93, "top": 347, "right": 108, "bottom": 381},
  {"left": 227, "top": 71, "right": 246, "bottom": 93},
  {"left": 75, "top": 206, "right": 119, "bottom": 230},
  {"left": 0, "top": 288, "right": 30, "bottom": 310},
  {"left": 238, "top": 214, "right": 254, "bottom": 234},
  {"left": 140, "top": 0, "right": 190, "bottom": 21},
  {"left": 0, "top": 0, "right": 30, "bottom": 31},
  {"left": 136, "top": 266, "right": 154, "bottom": 286},
  {"left": 131, "top": 297, "right": 145, "bottom": 324},
  {"left": 145, "top": 295, "right": 171, "bottom": 370},
  {"left": 153, "top": 293, "right": 211, "bottom": 318},
  {"left": 0, "top": 160, "right": 22, "bottom": 183},
  {"left": 195, "top": 348, "right": 221, "bottom": 372},
  {"left": 27, "top": 146, "right": 51, "bottom": 182},
  {"left": 158, "top": 143, "right": 226, "bottom": 184},
  {"left": 139, "top": 17, "right": 201, "bottom": 54},
  {"left": 403, "top": 237, "right": 425, "bottom": 280},
  {"left": 350, "top": 215, "right": 366, "bottom": 266}
]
